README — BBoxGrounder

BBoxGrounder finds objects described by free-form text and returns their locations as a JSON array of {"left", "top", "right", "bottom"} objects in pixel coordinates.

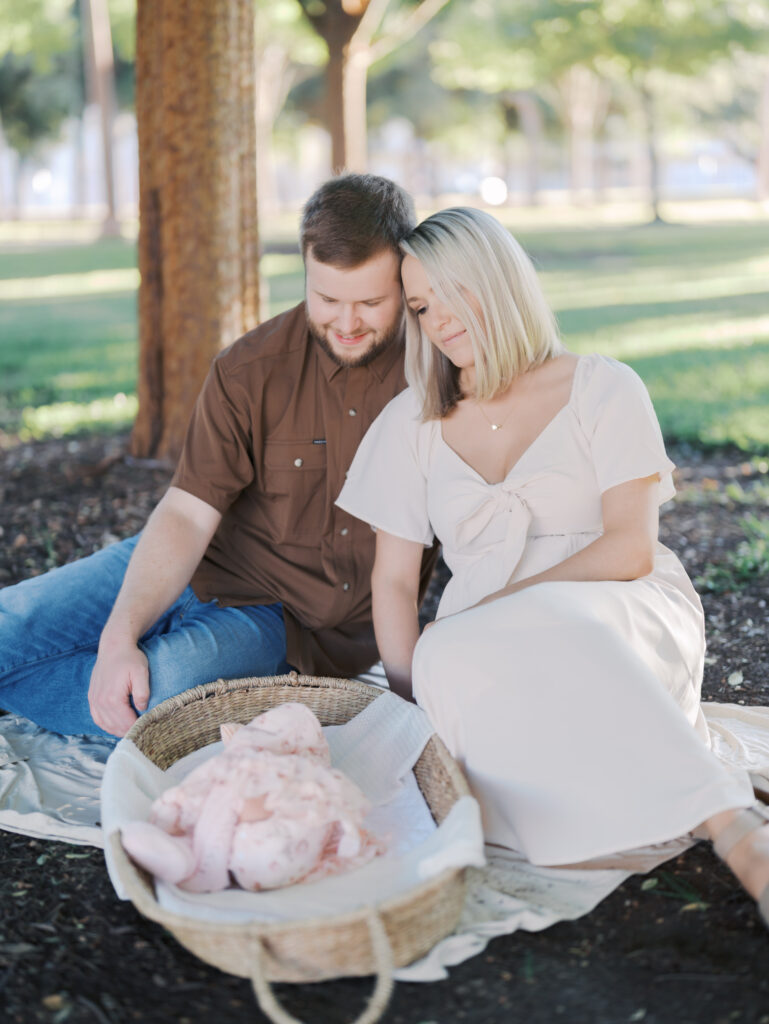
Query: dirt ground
[{"left": 1, "top": 433, "right": 768, "bottom": 1024}]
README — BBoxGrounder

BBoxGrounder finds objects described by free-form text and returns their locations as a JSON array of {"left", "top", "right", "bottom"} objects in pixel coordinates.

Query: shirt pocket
[{"left": 261, "top": 439, "right": 329, "bottom": 545}]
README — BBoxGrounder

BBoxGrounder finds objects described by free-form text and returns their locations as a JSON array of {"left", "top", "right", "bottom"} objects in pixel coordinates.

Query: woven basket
[{"left": 108, "top": 672, "right": 472, "bottom": 1024}]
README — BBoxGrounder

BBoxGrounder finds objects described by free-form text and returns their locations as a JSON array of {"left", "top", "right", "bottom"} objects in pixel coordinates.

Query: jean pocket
[{"left": 176, "top": 591, "right": 206, "bottom": 624}]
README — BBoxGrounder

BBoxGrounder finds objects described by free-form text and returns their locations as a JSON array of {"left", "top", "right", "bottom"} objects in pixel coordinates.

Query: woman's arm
[
  {"left": 475, "top": 474, "right": 660, "bottom": 609},
  {"left": 371, "top": 530, "right": 426, "bottom": 703}
]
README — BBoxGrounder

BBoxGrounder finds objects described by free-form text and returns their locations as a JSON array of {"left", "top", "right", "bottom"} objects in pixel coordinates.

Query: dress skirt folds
[{"left": 336, "top": 355, "right": 754, "bottom": 864}]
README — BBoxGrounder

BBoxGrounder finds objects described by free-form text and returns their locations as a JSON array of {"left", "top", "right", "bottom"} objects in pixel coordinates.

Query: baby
[{"left": 121, "top": 702, "right": 382, "bottom": 892}]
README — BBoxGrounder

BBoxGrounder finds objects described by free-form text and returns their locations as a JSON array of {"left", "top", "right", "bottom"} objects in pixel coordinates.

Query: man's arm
[{"left": 88, "top": 486, "right": 222, "bottom": 736}]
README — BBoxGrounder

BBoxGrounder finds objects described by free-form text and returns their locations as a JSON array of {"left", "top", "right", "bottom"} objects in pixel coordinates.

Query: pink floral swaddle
[{"left": 120, "top": 702, "right": 384, "bottom": 893}]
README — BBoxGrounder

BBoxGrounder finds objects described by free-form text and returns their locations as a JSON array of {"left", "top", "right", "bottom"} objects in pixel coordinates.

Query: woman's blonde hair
[{"left": 400, "top": 207, "right": 563, "bottom": 419}]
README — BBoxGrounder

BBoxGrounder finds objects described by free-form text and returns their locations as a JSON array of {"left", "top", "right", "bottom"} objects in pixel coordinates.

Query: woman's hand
[{"left": 469, "top": 474, "right": 661, "bottom": 610}]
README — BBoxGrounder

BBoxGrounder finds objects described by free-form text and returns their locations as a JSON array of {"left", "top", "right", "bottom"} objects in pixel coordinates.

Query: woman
[{"left": 336, "top": 207, "right": 769, "bottom": 925}]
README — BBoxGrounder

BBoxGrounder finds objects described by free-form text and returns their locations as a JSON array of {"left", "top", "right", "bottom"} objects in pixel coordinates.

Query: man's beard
[{"left": 307, "top": 314, "right": 404, "bottom": 369}]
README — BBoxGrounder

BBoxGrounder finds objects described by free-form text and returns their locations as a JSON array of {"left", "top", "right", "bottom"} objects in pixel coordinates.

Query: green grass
[
  {"left": 698, "top": 514, "right": 769, "bottom": 594},
  {"left": 1, "top": 215, "right": 769, "bottom": 447}
]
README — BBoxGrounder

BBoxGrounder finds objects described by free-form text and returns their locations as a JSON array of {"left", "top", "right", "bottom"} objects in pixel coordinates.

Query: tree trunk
[
  {"left": 757, "top": 69, "right": 769, "bottom": 201},
  {"left": 296, "top": 2, "right": 369, "bottom": 174},
  {"left": 343, "top": 49, "right": 369, "bottom": 173},
  {"left": 255, "top": 43, "right": 299, "bottom": 220},
  {"left": 70, "top": 114, "right": 87, "bottom": 218},
  {"left": 561, "top": 67, "right": 595, "bottom": 203},
  {"left": 81, "top": 0, "right": 120, "bottom": 236},
  {"left": 503, "top": 91, "right": 543, "bottom": 205},
  {"left": 0, "top": 117, "right": 8, "bottom": 220},
  {"left": 639, "top": 81, "right": 663, "bottom": 223},
  {"left": 326, "top": 27, "right": 350, "bottom": 172},
  {"left": 131, "top": 0, "right": 259, "bottom": 462}
]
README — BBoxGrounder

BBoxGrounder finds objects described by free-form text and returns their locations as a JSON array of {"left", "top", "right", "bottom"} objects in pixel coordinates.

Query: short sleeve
[
  {"left": 336, "top": 388, "right": 434, "bottom": 546},
  {"left": 576, "top": 355, "right": 676, "bottom": 505},
  {"left": 171, "top": 355, "right": 257, "bottom": 513}
]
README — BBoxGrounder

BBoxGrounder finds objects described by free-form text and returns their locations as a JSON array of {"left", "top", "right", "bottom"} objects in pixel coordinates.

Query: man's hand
[
  {"left": 88, "top": 638, "right": 150, "bottom": 737},
  {"left": 87, "top": 487, "right": 222, "bottom": 737}
]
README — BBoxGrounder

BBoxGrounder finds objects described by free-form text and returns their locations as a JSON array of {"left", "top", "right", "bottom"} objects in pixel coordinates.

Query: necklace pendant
[{"left": 491, "top": 423, "right": 500, "bottom": 431}]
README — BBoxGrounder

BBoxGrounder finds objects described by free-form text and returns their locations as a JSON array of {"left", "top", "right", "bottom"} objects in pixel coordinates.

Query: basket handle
[{"left": 249, "top": 907, "right": 394, "bottom": 1024}]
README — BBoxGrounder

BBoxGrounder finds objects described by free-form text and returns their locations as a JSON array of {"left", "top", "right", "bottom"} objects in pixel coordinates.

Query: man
[{"left": 0, "top": 173, "right": 435, "bottom": 738}]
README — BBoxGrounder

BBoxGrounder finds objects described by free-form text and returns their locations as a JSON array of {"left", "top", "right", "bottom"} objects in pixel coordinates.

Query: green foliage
[
  {"left": 0, "top": 51, "right": 75, "bottom": 156},
  {"left": 107, "top": 0, "right": 137, "bottom": 62},
  {"left": 428, "top": 0, "right": 769, "bottom": 160},
  {"left": 0, "top": 0, "right": 76, "bottom": 71},
  {"left": 431, "top": 0, "right": 609, "bottom": 94},
  {"left": 432, "top": 0, "right": 769, "bottom": 93},
  {"left": 698, "top": 514, "right": 769, "bottom": 594},
  {"left": 257, "top": 0, "right": 325, "bottom": 66}
]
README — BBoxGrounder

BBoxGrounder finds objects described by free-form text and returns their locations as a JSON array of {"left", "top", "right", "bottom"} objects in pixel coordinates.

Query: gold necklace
[{"left": 474, "top": 397, "right": 516, "bottom": 432}]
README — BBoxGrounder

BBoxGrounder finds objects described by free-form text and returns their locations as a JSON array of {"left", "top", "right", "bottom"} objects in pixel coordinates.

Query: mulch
[{"left": 1, "top": 432, "right": 768, "bottom": 1024}]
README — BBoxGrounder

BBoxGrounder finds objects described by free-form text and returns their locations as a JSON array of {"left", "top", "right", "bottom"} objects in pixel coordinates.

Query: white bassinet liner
[{"left": 100, "top": 689, "right": 486, "bottom": 922}]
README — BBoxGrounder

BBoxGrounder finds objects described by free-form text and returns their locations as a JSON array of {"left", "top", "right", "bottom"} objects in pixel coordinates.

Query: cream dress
[{"left": 336, "top": 354, "right": 753, "bottom": 865}]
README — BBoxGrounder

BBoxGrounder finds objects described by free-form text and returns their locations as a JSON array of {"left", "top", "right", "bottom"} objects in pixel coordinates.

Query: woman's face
[{"left": 401, "top": 254, "right": 480, "bottom": 371}]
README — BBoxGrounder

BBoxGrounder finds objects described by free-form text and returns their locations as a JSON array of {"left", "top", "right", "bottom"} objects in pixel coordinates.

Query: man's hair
[
  {"left": 300, "top": 173, "right": 416, "bottom": 266},
  {"left": 400, "top": 207, "right": 563, "bottom": 420}
]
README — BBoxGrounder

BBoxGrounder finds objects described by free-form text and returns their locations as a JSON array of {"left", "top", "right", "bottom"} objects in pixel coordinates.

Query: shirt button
[
  {"left": 340, "top": 527, "right": 349, "bottom": 536},
  {"left": 293, "top": 458, "right": 303, "bottom": 467},
  {"left": 342, "top": 582, "right": 350, "bottom": 591},
  {"left": 348, "top": 408, "right": 357, "bottom": 417}
]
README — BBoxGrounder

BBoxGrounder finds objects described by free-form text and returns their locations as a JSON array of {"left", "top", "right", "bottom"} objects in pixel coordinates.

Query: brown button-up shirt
[{"left": 171, "top": 302, "right": 436, "bottom": 677}]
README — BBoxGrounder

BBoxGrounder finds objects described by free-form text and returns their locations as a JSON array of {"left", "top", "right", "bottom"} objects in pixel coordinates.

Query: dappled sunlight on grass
[
  {"left": 0, "top": 220, "right": 138, "bottom": 245},
  {"left": 0, "top": 268, "right": 139, "bottom": 301},
  {"left": 260, "top": 253, "right": 302, "bottom": 276},
  {"left": 574, "top": 313, "right": 769, "bottom": 359},
  {"left": 630, "top": 344, "right": 769, "bottom": 451},
  {"left": 565, "top": 302, "right": 769, "bottom": 356},
  {"left": 543, "top": 261, "right": 769, "bottom": 312},
  {"left": 18, "top": 392, "right": 138, "bottom": 440},
  {"left": 0, "top": 236, "right": 137, "bottom": 279},
  {"left": 2, "top": 216, "right": 769, "bottom": 448}
]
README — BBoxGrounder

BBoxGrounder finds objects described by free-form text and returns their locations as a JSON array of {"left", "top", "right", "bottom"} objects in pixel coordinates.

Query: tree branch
[
  {"left": 367, "top": 0, "right": 450, "bottom": 65},
  {"left": 351, "top": 0, "right": 392, "bottom": 51}
]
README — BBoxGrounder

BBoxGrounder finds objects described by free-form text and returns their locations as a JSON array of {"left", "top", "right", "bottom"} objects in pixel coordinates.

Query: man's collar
[{"left": 313, "top": 329, "right": 406, "bottom": 383}]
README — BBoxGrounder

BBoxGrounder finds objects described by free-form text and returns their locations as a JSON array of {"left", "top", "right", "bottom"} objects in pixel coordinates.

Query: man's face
[{"left": 305, "top": 248, "right": 404, "bottom": 368}]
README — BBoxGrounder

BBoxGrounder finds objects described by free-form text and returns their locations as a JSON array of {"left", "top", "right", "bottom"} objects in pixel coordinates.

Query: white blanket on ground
[{"left": 1, "top": 673, "right": 769, "bottom": 983}]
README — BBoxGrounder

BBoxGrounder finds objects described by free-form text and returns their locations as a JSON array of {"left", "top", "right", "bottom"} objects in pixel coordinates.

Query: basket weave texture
[{"left": 110, "top": 672, "right": 471, "bottom": 984}]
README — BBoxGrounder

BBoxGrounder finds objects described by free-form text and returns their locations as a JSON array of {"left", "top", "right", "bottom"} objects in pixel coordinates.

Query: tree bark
[{"left": 131, "top": 0, "right": 259, "bottom": 462}]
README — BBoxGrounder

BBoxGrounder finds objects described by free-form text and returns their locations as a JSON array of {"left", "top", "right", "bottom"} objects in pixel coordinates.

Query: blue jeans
[{"left": 0, "top": 535, "right": 292, "bottom": 738}]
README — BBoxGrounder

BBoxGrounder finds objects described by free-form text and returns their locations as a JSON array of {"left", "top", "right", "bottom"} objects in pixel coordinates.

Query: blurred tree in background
[
  {"left": 254, "top": 0, "right": 325, "bottom": 217},
  {"left": 294, "top": 0, "right": 451, "bottom": 171},
  {"left": 0, "top": 0, "right": 136, "bottom": 222},
  {"left": 2, "top": 0, "right": 768, "bottom": 214},
  {"left": 0, "top": 0, "right": 75, "bottom": 214},
  {"left": 429, "top": 0, "right": 769, "bottom": 210}
]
